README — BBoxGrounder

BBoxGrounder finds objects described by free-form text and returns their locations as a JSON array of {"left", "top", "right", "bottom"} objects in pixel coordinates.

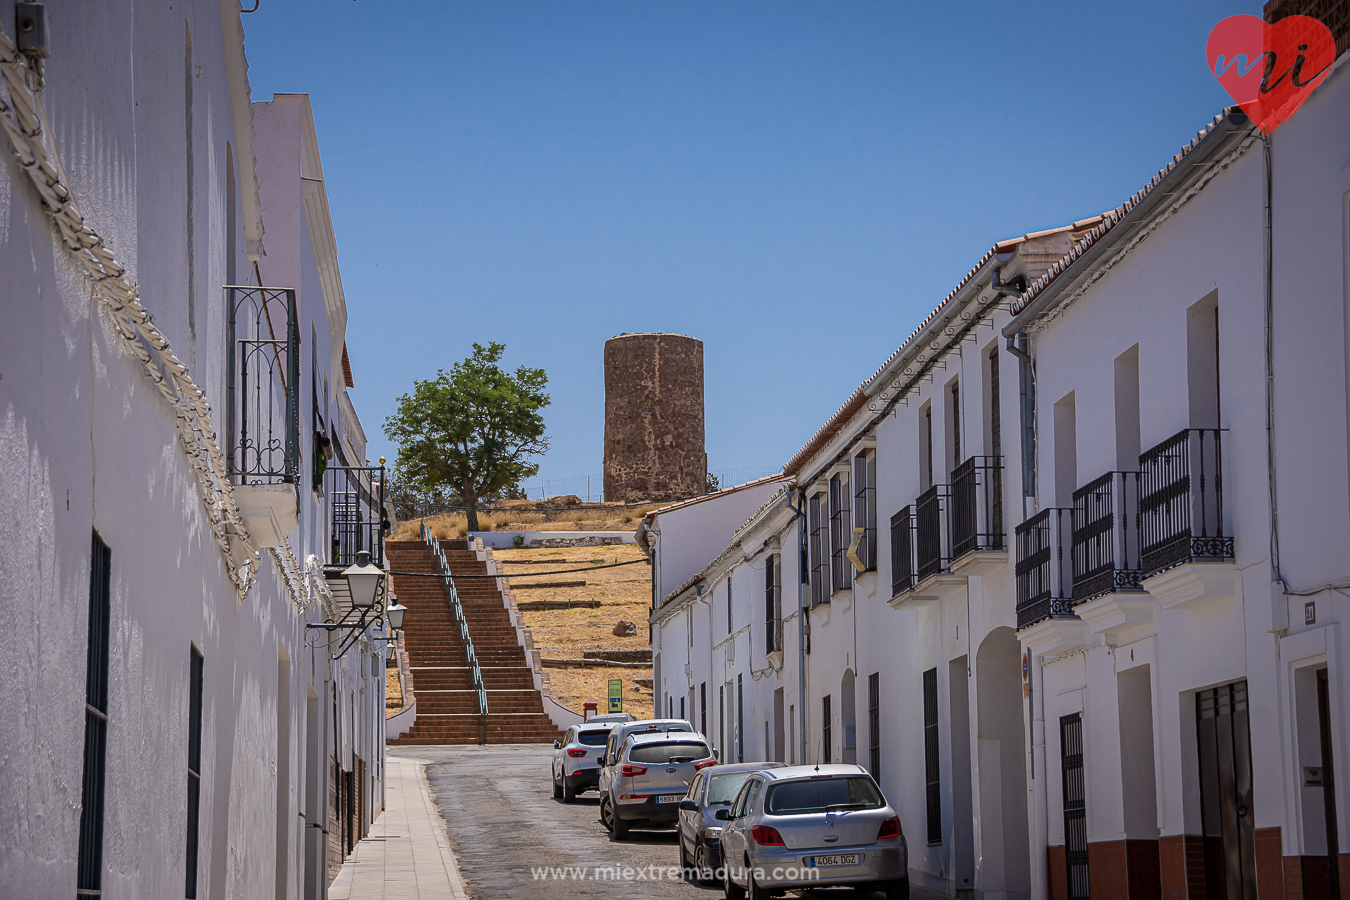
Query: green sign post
[{"left": 607, "top": 679, "right": 623, "bottom": 713}]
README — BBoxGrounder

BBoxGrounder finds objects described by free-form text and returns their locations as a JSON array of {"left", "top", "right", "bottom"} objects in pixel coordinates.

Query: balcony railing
[
  {"left": 890, "top": 506, "right": 916, "bottom": 596},
  {"left": 950, "top": 455, "right": 1005, "bottom": 559},
  {"left": 226, "top": 287, "right": 299, "bottom": 485},
  {"left": 1139, "top": 428, "right": 1233, "bottom": 577},
  {"left": 1015, "top": 508, "right": 1075, "bottom": 629},
  {"left": 328, "top": 464, "right": 388, "bottom": 568},
  {"left": 1070, "top": 471, "right": 1143, "bottom": 602},
  {"left": 916, "top": 484, "right": 949, "bottom": 581}
]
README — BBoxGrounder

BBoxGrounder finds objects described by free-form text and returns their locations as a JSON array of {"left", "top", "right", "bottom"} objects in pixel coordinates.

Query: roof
[
  {"left": 762, "top": 764, "right": 872, "bottom": 780},
  {"left": 1007, "top": 108, "right": 1255, "bottom": 330},
  {"left": 782, "top": 217, "right": 1105, "bottom": 478},
  {"left": 636, "top": 472, "right": 791, "bottom": 553}
]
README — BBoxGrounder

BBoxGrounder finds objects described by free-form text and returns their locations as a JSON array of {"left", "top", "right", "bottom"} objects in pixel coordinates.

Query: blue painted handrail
[{"left": 420, "top": 521, "right": 488, "bottom": 744}]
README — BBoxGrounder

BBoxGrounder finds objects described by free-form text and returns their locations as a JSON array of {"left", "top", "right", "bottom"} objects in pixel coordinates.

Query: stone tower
[{"left": 603, "top": 333, "right": 706, "bottom": 502}]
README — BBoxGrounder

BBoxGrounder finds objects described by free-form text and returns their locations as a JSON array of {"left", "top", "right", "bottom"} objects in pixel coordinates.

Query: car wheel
[
  {"left": 600, "top": 796, "right": 614, "bottom": 831},
  {"left": 611, "top": 814, "right": 630, "bottom": 840},
  {"left": 562, "top": 781, "right": 576, "bottom": 803},
  {"left": 552, "top": 770, "right": 563, "bottom": 799},
  {"left": 679, "top": 835, "right": 691, "bottom": 872},
  {"left": 695, "top": 845, "right": 713, "bottom": 883},
  {"left": 747, "top": 865, "right": 771, "bottom": 900},
  {"left": 882, "top": 878, "right": 910, "bottom": 900},
  {"left": 723, "top": 857, "right": 746, "bottom": 900}
]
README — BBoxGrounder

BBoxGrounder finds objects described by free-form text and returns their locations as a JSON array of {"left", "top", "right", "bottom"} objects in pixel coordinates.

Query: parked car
[
  {"left": 678, "top": 762, "right": 786, "bottom": 878},
  {"left": 597, "top": 718, "right": 694, "bottom": 801},
  {"left": 716, "top": 764, "right": 908, "bottom": 900},
  {"left": 552, "top": 723, "right": 616, "bottom": 802},
  {"left": 600, "top": 731, "right": 715, "bottom": 840},
  {"left": 585, "top": 712, "right": 634, "bottom": 724}
]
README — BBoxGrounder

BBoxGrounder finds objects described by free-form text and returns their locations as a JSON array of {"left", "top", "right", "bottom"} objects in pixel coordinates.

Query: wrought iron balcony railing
[
  {"left": 890, "top": 505, "right": 916, "bottom": 596},
  {"left": 1139, "top": 428, "right": 1233, "bottom": 578},
  {"left": 916, "top": 484, "right": 949, "bottom": 581},
  {"left": 328, "top": 463, "right": 389, "bottom": 568},
  {"left": 950, "top": 455, "right": 1005, "bottom": 560},
  {"left": 1070, "top": 471, "right": 1143, "bottom": 602},
  {"left": 226, "top": 287, "right": 299, "bottom": 485},
  {"left": 1015, "top": 507, "right": 1075, "bottom": 629}
]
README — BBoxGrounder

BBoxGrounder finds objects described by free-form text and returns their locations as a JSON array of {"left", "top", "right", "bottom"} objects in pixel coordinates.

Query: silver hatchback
[
  {"left": 601, "top": 732, "right": 716, "bottom": 840},
  {"left": 716, "top": 765, "right": 908, "bottom": 900}
]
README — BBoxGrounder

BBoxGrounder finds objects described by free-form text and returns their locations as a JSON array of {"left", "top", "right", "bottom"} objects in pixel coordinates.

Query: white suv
[{"left": 551, "top": 723, "right": 615, "bottom": 802}]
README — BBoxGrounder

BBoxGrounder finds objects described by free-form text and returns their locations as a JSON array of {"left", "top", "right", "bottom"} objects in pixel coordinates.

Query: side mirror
[
  {"left": 714, "top": 808, "right": 731, "bottom": 821},
  {"left": 679, "top": 799, "right": 698, "bottom": 811},
  {"left": 554, "top": 740, "right": 561, "bottom": 750}
]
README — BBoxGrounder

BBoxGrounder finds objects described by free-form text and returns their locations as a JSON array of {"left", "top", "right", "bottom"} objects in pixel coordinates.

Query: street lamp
[
  {"left": 385, "top": 598, "right": 407, "bottom": 632},
  {"left": 343, "top": 550, "right": 384, "bottom": 610}
]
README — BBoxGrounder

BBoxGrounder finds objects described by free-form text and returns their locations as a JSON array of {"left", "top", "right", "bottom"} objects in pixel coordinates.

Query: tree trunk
[{"left": 465, "top": 498, "right": 480, "bottom": 534}]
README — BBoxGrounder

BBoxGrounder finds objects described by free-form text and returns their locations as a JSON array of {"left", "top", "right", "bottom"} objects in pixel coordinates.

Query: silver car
[
  {"left": 597, "top": 718, "right": 694, "bottom": 801},
  {"left": 551, "top": 723, "right": 615, "bottom": 802},
  {"left": 716, "top": 764, "right": 908, "bottom": 900},
  {"left": 678, "top": 762, "right": 786, "bottom": 878},
  {"left": 601, "top": 731, "right": 716, "bottom": 840}
]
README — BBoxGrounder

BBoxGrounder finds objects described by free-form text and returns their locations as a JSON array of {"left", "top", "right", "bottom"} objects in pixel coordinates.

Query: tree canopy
[{"left": 383, "top": 342, "right": 549, "bottom": 532}]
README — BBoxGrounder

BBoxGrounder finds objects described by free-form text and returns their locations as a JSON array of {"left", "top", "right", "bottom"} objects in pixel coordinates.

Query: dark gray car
[{"left": 677, "top": 762, "right": 786, "bottom": 878}]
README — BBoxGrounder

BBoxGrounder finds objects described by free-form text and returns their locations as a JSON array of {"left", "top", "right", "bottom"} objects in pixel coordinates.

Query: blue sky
[{"left": 243, "top": 1, "right": 1251, "bottom": 495}]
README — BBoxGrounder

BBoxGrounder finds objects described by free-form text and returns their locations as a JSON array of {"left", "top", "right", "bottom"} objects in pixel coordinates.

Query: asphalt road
[{"left": 391, "top": 744, "right": 945, "bottom": 900}]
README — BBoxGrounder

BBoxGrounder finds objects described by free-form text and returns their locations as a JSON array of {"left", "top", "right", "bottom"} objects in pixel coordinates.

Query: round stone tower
[{"left": 603, "top": 333, "right": 706, "bottom": 503}]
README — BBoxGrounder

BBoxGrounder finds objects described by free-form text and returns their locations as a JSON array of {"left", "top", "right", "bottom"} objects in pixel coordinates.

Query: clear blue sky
[{"left": 242, "top": 1, "right": 1252, "bottom": 492}]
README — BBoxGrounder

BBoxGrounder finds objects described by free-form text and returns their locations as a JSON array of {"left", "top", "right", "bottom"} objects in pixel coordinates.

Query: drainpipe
[
  {"left": 789, "top": 489, "right": 808, "bottom": 767},
  {"left": 992, "top": 264, "right": 1036, "bottom": 505}
]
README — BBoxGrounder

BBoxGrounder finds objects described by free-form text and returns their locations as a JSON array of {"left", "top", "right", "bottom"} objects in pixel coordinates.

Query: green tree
[{"left": 383, "top": 342, "right": 549, "bottom": 533}]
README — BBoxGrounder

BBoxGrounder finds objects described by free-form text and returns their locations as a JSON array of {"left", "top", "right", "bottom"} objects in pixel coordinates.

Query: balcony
[
  {"left": 327, "top": 463, "right": 390, "bottom": 568},
  {"left": 1138, "top": 428, "right": 1235, "bottom": 609},
  {"left": 889, "top": 505, "right": 916, "bottom": 597},
  {"left": 1070, "top": 471, "right": 1143, "bottom": 602},
  {"left": 915, "top": 484, "right": 948, "bottom": 581},
  {"left": 1014, "top": 508, "right": 1088, "bottom": 655},
  {"left": 949, "top": 455, "right": 1006, "bottom": 574},
  {"left": 225, "top": 286, "right": 300, "bottom": 548}
]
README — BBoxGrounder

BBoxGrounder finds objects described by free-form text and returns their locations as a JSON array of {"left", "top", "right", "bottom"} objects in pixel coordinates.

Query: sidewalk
[{"left": 329, "top": 755, "right": 469, "bottom": 900}]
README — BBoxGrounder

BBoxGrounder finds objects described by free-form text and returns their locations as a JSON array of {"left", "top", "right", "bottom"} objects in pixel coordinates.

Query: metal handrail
[{"left": 420, "top": 521, "right": 488, "bottom": 744}]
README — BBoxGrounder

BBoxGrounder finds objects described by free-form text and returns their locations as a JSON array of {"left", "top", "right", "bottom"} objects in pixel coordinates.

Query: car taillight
[
  {"left": 620, "top": 764, "right": 647, "bottom": 777},
  {"left": 750, "top": 825, "right": 784, "bottom": 846},
  {"left": 877, "top": 816, "right": 902, "bottom": 839},
  {"left": 694, "top": 759, "right": 717, "bottom": 770},
  {"left": 568, "top": 749, "right": 587, "bottom": 757}
]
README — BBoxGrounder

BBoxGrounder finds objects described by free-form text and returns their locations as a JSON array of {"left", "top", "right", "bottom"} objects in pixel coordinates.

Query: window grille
[
  {"left": 78, "top": 533, "right": 112, "bottom": 899},
  {"left": 868, "top": 672, "right": 881, "bottom": 779},
  {"left": 829, "top": 473, "right": 852, "bottom": 592},
  {"left": 822, "top": 694, "right": 833, "bottom": 764},
  {"left": 852, "top": 451, "right": 878, "bottom": 572},
  {"left": 186, "top": 647, "right": 204, "bottom": 898},
  {"left": 923, "top": 668, "right": 941, "bottom": 844}
]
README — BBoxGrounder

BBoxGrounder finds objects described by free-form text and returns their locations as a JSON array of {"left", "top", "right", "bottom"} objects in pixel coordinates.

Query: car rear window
[
  {"left": 764, "top": 777, "right": 885, "bottom": 815},
  {"left": 628, "top": 742, "right": 711, "bottom": 764},
  {"left": 707, "top": 772, "right": 753, "bottom": 805},
  {"left": 577, "top": 730, "right": 610, "bottom": 746}
]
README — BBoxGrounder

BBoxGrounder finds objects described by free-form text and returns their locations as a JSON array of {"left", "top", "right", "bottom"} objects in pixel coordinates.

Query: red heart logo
[{"left": 1206, "top": 14, "right": 1335, "bottom": 133}]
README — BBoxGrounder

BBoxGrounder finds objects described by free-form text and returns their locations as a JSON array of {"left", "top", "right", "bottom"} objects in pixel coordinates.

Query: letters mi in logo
[{"left": 1207, "top": 14, "right": 1335, "bottom": 134}]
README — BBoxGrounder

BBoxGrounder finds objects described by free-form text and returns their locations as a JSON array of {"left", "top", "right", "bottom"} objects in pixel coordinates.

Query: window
[
  {"left": 922, "top": 403, "right": 934, "bottom": 490},
  {"left": 700, "top": 682, "right": 707, "bottom": 737},
  {"left": 687, "top": 607, "right": 693, "bottom": 647},
  {"left": 868, "top": 672, "right": 880, "bottom": 779},
  {"left": 578, "top": 729, "right": 610, "bottom": 746},
  {"left": 923, "top": 668, "right": 941, "bottom": 844},
  {"left": 852, "top": 451, "right": 877, "bottom": 571},
  {"left": 78, "top": 532, "right": 112, "bottom": 899},
  {"left": 737, "top": 674, "right": 745, "bottom": 763},
  {"left": 766, "top": 776, "right": 884, "bottom": 815},
  {"left": 808, "top": 494, "right": 828, "bottom": 606},
  {"left": 679, "top": 695, "right": 685, "bottom": 720},
  {"left": 950, "top": 379, "right": 962, "bottom": 474},
  {"left": 764, "top": 553, "right": 781, "bottom": 653},
  {"left": 822, "top": 694, "right": 833, "bottom": 764},
  {"left": 186, "top": 646, "right": 204, "bottom": 898},
  {"left": 628, "top": 741, "right": 711, "bottom": 764},
  {"left": 727, "top": 574, "right": 733, "bottom": 635},
  {"left": 719, "top": 685, "right": 725, "bottom": 759},
  {"left": 829, "top": 472, "right": 852, "bottom": 592}
]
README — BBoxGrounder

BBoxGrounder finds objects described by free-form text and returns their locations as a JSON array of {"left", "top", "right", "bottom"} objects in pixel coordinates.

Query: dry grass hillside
[
  {"left": 494, "top": 544, "right": 655, "bottom": 721},
  {"left": 394, "top": 498, "right": 662, "bottom": 541}
]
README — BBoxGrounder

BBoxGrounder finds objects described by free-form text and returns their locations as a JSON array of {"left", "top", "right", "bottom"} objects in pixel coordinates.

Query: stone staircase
[{"left": 386, "top": 540, "right": 564, "bottom": 745}]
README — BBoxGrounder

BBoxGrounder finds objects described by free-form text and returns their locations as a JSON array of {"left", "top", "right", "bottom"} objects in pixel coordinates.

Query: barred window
[
  {"left": 829, "top": 473, "right": 852, "bottom": 592},
  {"left": 852, "top": 451, "right": 877, "bottom": 572},
  {"left": 764, "top": 553, "right": 781, "bottom": 653},
  {"left": 808, "top": 494, "right": 828, "bottom": 606}
]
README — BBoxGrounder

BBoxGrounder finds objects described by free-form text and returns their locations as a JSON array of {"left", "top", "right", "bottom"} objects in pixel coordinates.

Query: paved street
[{"left": 392, "top": 744, "right": 945, "bottom": 900}]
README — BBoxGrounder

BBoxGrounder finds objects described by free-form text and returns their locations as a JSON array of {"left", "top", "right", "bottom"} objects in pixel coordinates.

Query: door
[
  {"left": 1318, "top": 670, "right": 1341, "bottom": 900},
  {"left": 1196, "top": 680, "right": 1257, "bottom": 900},
  {"left": 1061, "top": 713, "right": 1089, "bottom": 900}
]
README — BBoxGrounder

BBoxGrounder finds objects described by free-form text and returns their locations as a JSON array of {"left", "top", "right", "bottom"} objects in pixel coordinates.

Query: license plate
[
  {"left": 657, "top": 794, "right": 681, "bottom": 804},
  {"left": 809, "top": 854, "right": 860, "bottom": 867}
]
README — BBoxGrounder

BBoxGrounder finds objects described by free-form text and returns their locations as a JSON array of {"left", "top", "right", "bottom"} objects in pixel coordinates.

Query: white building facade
[
  {"left": 649, "top": 58, "right": 1350, "bottom": 900},
  {"left": 0, "top": 6, "right": 388, "bottom": 899}
]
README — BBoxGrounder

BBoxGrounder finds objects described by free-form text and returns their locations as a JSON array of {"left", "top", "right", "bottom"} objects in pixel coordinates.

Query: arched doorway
[
  {"left": 976, "top": 626, "right": 1031, "bottom": 900},
  {"left": 840, "top": 669, "right": 857, "bottom": 765}
]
